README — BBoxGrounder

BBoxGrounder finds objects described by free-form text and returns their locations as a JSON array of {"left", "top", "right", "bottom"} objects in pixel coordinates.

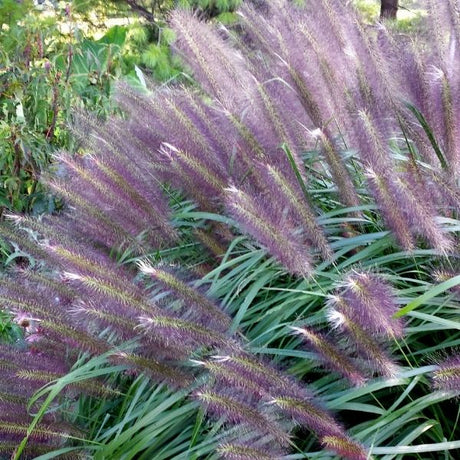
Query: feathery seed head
[
  {"left": 270, "top": 395, "right": 344, "bottom": 437},
  {"left": 432, "top": 353, "right": 460, "bottom": 393},
  {"left": 329, "top": 311, "right": 399, "bottom": 378},
  {"left": 139, "top": 261, "right": 231, "bottom": 331},
  {"left": 225, "top": 186, "right": 314, "bottom": 277},
  {"left": 291, "top": 326, "right": 366, "bottom": 386},
  {"left": 196, "top": 389, "right": 291, "bottom": 446},
  {"left": 339, "top": 270, "right": 404, "bottom": 338},
  {"left": 218, "top": 443, "right": 284, "bottom": 460},
  {"left": 321, "top": 434, "right": 369, "bottom": 460}
]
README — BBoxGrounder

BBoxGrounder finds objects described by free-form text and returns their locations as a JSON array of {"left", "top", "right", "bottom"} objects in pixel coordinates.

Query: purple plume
[
  {"left": 225, "top": 185, "right": 313, "bottom": 277},
  {"left": 432, "top": 353, "right": 460, "bottom": 393}
]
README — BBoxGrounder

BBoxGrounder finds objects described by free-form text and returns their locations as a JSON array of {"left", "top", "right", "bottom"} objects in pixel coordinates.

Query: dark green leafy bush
[{"left": 0, "top": 1, "right": 168, "bottom": 216}]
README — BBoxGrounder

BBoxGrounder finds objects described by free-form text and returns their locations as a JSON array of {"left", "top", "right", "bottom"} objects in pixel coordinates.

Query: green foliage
[
  {"left": 127, "top": 23, "right": 149, "bottom": 45},
  {"left": 0, "top": 0, "right": 32, "bottom": 25},
  {"left": 0, "top": 3, "right": 125, "bottom": 215},
  {"left": 0, "top": 4, "right": 58, "bottom": 213},
  {"left": 139, "top": 43, "right": 178, "bottom": 81},
  {"left": 0, "top": 310, "right": 22, "bottom": 344},
  {"left": 389, "top": 10, "right": 428, "bottom": 33},
  {"left": 352, "top": 0, "right": 380, "bottom": 21},
  {"left": 190, "top": 0, "right": 242, "bottom": 22},
  {"left": 10, "top": 195, "right": 460, "bottom": 458},
  {"left": 353, "top": 0, "right": 428, "bottom": 28},
  {"left": 195, "top": 0, "right": 241, "bottom": 12}
]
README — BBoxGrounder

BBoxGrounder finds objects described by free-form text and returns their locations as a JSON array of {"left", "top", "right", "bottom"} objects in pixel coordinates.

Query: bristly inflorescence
[
  {"left": 432, "top": 352, "right": 460, "bottom": 393},
  {"left": 291, "top": 326, "right": 367, "bottom": 387},
  {"left": 334, "top": 270, "right": 404, "bottom": 338},
  {"left": 0, "top": 345, "right": 87, "bottom": 459},
  {"left": 326, "top": 271, "right": 402, "bottom": 378}
]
